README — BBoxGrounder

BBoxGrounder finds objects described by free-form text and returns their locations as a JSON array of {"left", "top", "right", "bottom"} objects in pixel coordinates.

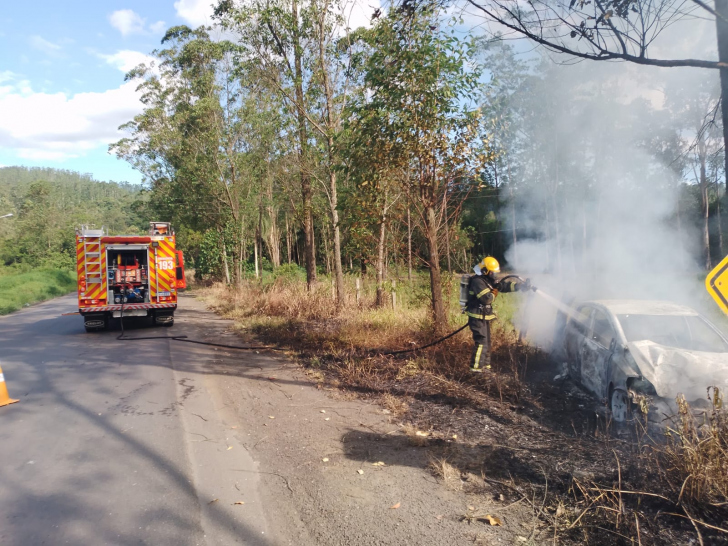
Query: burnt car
[{"left": 560, "top": 300, "right": 728, "bottom": 423}]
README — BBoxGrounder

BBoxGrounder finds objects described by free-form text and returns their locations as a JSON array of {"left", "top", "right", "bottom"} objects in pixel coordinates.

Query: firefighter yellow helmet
[{"left": 475, "top": 256, "right": 500, "bottom": 275}]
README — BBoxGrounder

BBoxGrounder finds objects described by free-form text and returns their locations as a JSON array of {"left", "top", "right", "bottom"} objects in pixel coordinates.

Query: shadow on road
[{"left": 0, "top": 295, "right": 278, "bottom": 546}]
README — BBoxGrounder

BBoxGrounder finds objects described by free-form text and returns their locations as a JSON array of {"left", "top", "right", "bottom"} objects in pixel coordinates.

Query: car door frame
[
  {"left": 580, "top": 307, "right": 618, "bottom": 399},
  {"left": 565, "top": 305, "right": 594, "bottom": 381}
]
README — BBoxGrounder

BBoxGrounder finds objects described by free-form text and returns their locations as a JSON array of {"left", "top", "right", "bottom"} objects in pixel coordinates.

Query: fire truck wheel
[
  {"left": 83, "top": 315, "right": 107, "bottom": 332},
  {"left": 154, "top": 313, "right": 174, "bottom": 327}
]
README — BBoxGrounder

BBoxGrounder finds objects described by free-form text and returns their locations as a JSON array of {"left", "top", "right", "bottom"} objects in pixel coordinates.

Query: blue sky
[
  {"left": 0, "top": 0, "right": 214, "bottom": 184},
  {"left": 2, "top": 0, "right": 712, "bottom": 187}
]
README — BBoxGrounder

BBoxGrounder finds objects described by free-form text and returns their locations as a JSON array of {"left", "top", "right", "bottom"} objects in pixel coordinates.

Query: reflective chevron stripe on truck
[{"left": 149, "top": 236, "right": 177, "bottom": 303}]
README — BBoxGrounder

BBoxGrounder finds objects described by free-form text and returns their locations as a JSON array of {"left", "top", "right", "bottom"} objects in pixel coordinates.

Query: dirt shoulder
[{"left": 181, "top": 292, "right": 707, "bottom": 545}]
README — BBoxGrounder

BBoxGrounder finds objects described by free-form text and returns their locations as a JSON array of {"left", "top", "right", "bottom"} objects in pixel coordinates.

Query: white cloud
[
  {"left": 99, "top": 50, "right": 156, "bottom": 73},
  {"left": 342, "top": 0, "right": 379, "bottom": 31},
  {"left": 0, "top": 71, "right": 17, "bottom": 84},
  {"left": 109, "top": 9, "right": 146, "bottom": 36},
  {"left": 150, "top": 20, "right": 167, "bottom": 34},
  {"left": 0, "top": 75, "right": 143, "bottom": 161},
  {"left": 109, "top": 9, "right": 167, "bottom": 36},
  {"left": 29, "top": 35, "right": 62, "bottom": 56},
  {"left": 174, "top": 0, "right": 214, "bottom": 26}
]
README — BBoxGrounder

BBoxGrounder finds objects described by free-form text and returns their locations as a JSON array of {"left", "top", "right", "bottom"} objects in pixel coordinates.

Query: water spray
[{"left": 532, "top": 288, "right": 583, "bottom": 323}]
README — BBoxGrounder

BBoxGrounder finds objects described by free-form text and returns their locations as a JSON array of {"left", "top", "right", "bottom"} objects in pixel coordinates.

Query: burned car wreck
[{"left": 558, "top": 300, "right": 728, "bottom": 423}]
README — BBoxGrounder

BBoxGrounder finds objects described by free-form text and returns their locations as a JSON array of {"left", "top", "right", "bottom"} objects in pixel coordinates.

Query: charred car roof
[{"left": 586, "top": 300, "right": 699, "bottom": 317}]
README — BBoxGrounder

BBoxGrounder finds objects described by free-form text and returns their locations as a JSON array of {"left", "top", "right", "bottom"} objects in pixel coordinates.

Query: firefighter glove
[{"left": 520, "top": 278, "right": 534, "bottom": 292}]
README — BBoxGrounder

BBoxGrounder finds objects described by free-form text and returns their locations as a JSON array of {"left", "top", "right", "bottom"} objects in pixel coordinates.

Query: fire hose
[
  {"left": 116, "top": 297, "right": 280, "bottom": 351},
  {"left": 376, "top": 275, "right": 534, "bottom": 356},
  {"left": 114, "top": 274, "right": 536, "bottom": 355},
  {"left": 115, "top": 296, "right": 467, "bottom": 355},
  {"left": 376, "top": 323, "right": 470, "bottom": 356}
]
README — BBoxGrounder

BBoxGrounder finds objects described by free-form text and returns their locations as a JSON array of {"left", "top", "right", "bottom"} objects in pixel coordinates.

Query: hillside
[{"left": 0, "top": 166, "right": 147, "bottom": 269}]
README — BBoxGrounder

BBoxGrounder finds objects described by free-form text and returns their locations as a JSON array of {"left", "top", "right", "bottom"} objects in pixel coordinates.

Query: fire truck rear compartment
[{"left": 107, "top": 246, "right": 150, "bottom": 305}]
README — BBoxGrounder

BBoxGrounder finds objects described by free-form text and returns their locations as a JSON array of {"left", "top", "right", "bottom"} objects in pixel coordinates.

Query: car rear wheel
[{"left": 610, "top": 388, "right": 631, "bottom": 423}]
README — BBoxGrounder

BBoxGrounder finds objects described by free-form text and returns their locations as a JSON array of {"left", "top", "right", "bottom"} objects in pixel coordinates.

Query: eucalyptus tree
[
  {"left": 112, "top": 26, "right": 276, "bottom": 283},
  {"left": 667, "top": 74, "right": 724, "bottom": 269},
  {"left": 215, "top": 0, "right": 361, "bottom": 303},
  {"left": 342, "top": 120, "right": 405, "bottom": 306},
  {"left": 347, "top": 2, "right": 490, "bottom": 331}
]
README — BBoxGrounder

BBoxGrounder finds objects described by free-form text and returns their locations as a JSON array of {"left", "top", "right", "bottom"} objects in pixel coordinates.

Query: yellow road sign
[{"left": 706, "top": 255, "right": 728, "bottom": 314}]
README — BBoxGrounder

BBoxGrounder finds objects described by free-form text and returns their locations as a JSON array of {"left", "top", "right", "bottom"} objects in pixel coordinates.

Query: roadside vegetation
[
  {"left": 0, "top": 167, "right": 149, "bottom": 312},
  {"left": 0, "top": 267, "right": 76, "bottom": 315},
  {"left": 196, "top": 269, "right": 728, "bottom": 544}
]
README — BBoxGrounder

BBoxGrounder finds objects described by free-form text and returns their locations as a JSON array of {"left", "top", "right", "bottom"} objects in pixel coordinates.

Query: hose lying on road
[
  {"left": 116, "top": 299, "right": 281, "bottom": 351},
  {"left": 114, "top": 298, "right": 467, "bottom": 355}
]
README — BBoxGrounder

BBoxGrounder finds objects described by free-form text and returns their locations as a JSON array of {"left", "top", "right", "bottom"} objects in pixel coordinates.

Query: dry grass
[
  {"left": 381, "top": 393, "right": 409, "bottom": 416},
  {"left": 195, "top": 274, "right": 728, "bottom": 543},
  {"left": 553, "top": 394, "right": 728, "bottom": 544},
  {"left": 656, "top": 389, "right": 728, "bottom": 507},
  {"left": 401, "top": 423, "right": 431, "bottom": 446},
  {"left": 428, "top": 457, "right": 463, "bottom": 490},
  {"left": 197, "top": 274, "right": 532, "bottom": 404}
]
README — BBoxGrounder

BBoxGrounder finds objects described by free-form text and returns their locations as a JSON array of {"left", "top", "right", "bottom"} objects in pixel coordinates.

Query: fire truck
[{"left": 76, "top": 222, "right": 186, "bottom": 332}]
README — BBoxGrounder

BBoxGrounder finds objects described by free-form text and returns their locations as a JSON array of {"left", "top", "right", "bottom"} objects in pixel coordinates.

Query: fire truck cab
[{"left": 76, "top": 222, "right": 186, "bottom": 332}]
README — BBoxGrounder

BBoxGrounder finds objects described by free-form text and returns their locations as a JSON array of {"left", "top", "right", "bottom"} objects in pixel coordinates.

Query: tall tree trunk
[
  {"left": 254, "top": 239, "right": 260, "bottom": 279},
  {"left": 237, "top": 216, "right": 245, "bottom": 286},
  {"left": 704, "top": 186, "right": 712, "bottom": 269},
  {"left": 221, "top": 240, "right": 231, "bottom": 285},
  {"left": 407, "top": 205, "right": 413, "bottom": 282},
  {"left": 292, "top": 0, "right": 316, "bottom": 288},
  {"left": 286, "top": 216, "right": 292, "bottom": 265},
  {"left": 716, "top": 0, "right": 728, "bottom": 193},
  {"left": 508, "top": 159, "right": 517, "bottom": 269},
  {"left": 323, "top": 224, "right": 331, "bottom": 275},
  {"left": 424, "top": 204, "right": 446, "bottom": 332},
  {"left": 329, "top": 165, "right": 345, "bottom": 308},
  {"left": 719, "top": 199, "right": 725, "bottom": 257},
  {"left": 265, "top": 171, "right": 281, "bottom": 268},
  {"left": 375, "top": 217, "right": 387, "bottom": 307},
  {"left": 492, "top": 154, "right": 500, "bottom": 259},
  {"left": 443, "top": 190, "right": 451, "bottom": 273},
  {"left": 700, "top": 139, "right": 712, "bottom": 270},
  {"left": 551, "top": 192, "right": 562, "bottom": 275},
  {"left": 318, "top": 6, "right": 345, "bottom": 307}
]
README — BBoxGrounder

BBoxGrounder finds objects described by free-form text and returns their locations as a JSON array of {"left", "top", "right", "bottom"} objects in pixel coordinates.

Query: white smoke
[{"left": 495, "top": 49, "right": 722, "bottom": 347}]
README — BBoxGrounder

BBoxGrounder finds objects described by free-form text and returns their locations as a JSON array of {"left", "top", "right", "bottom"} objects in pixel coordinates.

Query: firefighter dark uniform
[{"left": 466, "top": 258, "right": 529, "bottom": 372}]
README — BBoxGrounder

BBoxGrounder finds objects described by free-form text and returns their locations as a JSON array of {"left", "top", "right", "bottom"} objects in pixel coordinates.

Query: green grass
[{"left": 0, "top": 268, "right": 76, "bottom": 315}]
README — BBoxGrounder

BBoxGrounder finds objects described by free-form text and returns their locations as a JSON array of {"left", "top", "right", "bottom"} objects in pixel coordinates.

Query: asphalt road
[{"left": 0, "top": 295, "right": 278, "bottom": 546}]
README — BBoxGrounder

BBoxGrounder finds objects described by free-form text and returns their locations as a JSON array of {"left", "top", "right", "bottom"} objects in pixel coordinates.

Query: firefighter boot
[{"left": 469, "top": 343, "right": 491, "bottom": 373}]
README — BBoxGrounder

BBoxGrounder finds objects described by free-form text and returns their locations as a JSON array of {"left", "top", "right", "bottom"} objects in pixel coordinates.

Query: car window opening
[
  {"left": 591, "top": 310, "right": 616, "bottom": 347},
  {"left": 618, "top": 314, "right": 728, "bottom": 353}
]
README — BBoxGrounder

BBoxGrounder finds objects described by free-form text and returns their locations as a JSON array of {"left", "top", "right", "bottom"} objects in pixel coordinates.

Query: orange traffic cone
[{"left": 0, "top": 365, "right": 19, "bottom": 407}]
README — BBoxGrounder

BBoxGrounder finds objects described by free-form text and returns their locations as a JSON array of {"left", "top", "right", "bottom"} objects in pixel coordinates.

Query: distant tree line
[{"left": 0, "top": 167, "right": 147, "bottom": 269}]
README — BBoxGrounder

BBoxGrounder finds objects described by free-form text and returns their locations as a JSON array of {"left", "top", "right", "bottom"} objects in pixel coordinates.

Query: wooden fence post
[
  {"left": 391, "top": 280, "right": 397, "bottom": 310},
  {"left": 356, "top": 277, "right": 361, "bottom": 305}
]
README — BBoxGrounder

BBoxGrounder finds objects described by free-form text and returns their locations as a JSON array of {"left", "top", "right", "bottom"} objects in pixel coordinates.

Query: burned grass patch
[{"left": 198, "top": 281, "right": 728, "bottom": 544}]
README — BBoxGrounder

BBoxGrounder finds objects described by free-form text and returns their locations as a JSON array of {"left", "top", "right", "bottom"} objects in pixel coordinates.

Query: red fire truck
[{"left": 76, "top": 222, "right": 186, "bottom": 332}]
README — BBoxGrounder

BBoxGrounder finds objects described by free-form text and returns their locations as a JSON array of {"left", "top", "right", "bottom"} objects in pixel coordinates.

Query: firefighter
[{"left": 466, "top": 257, "right": 532, "bottom": 372}]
